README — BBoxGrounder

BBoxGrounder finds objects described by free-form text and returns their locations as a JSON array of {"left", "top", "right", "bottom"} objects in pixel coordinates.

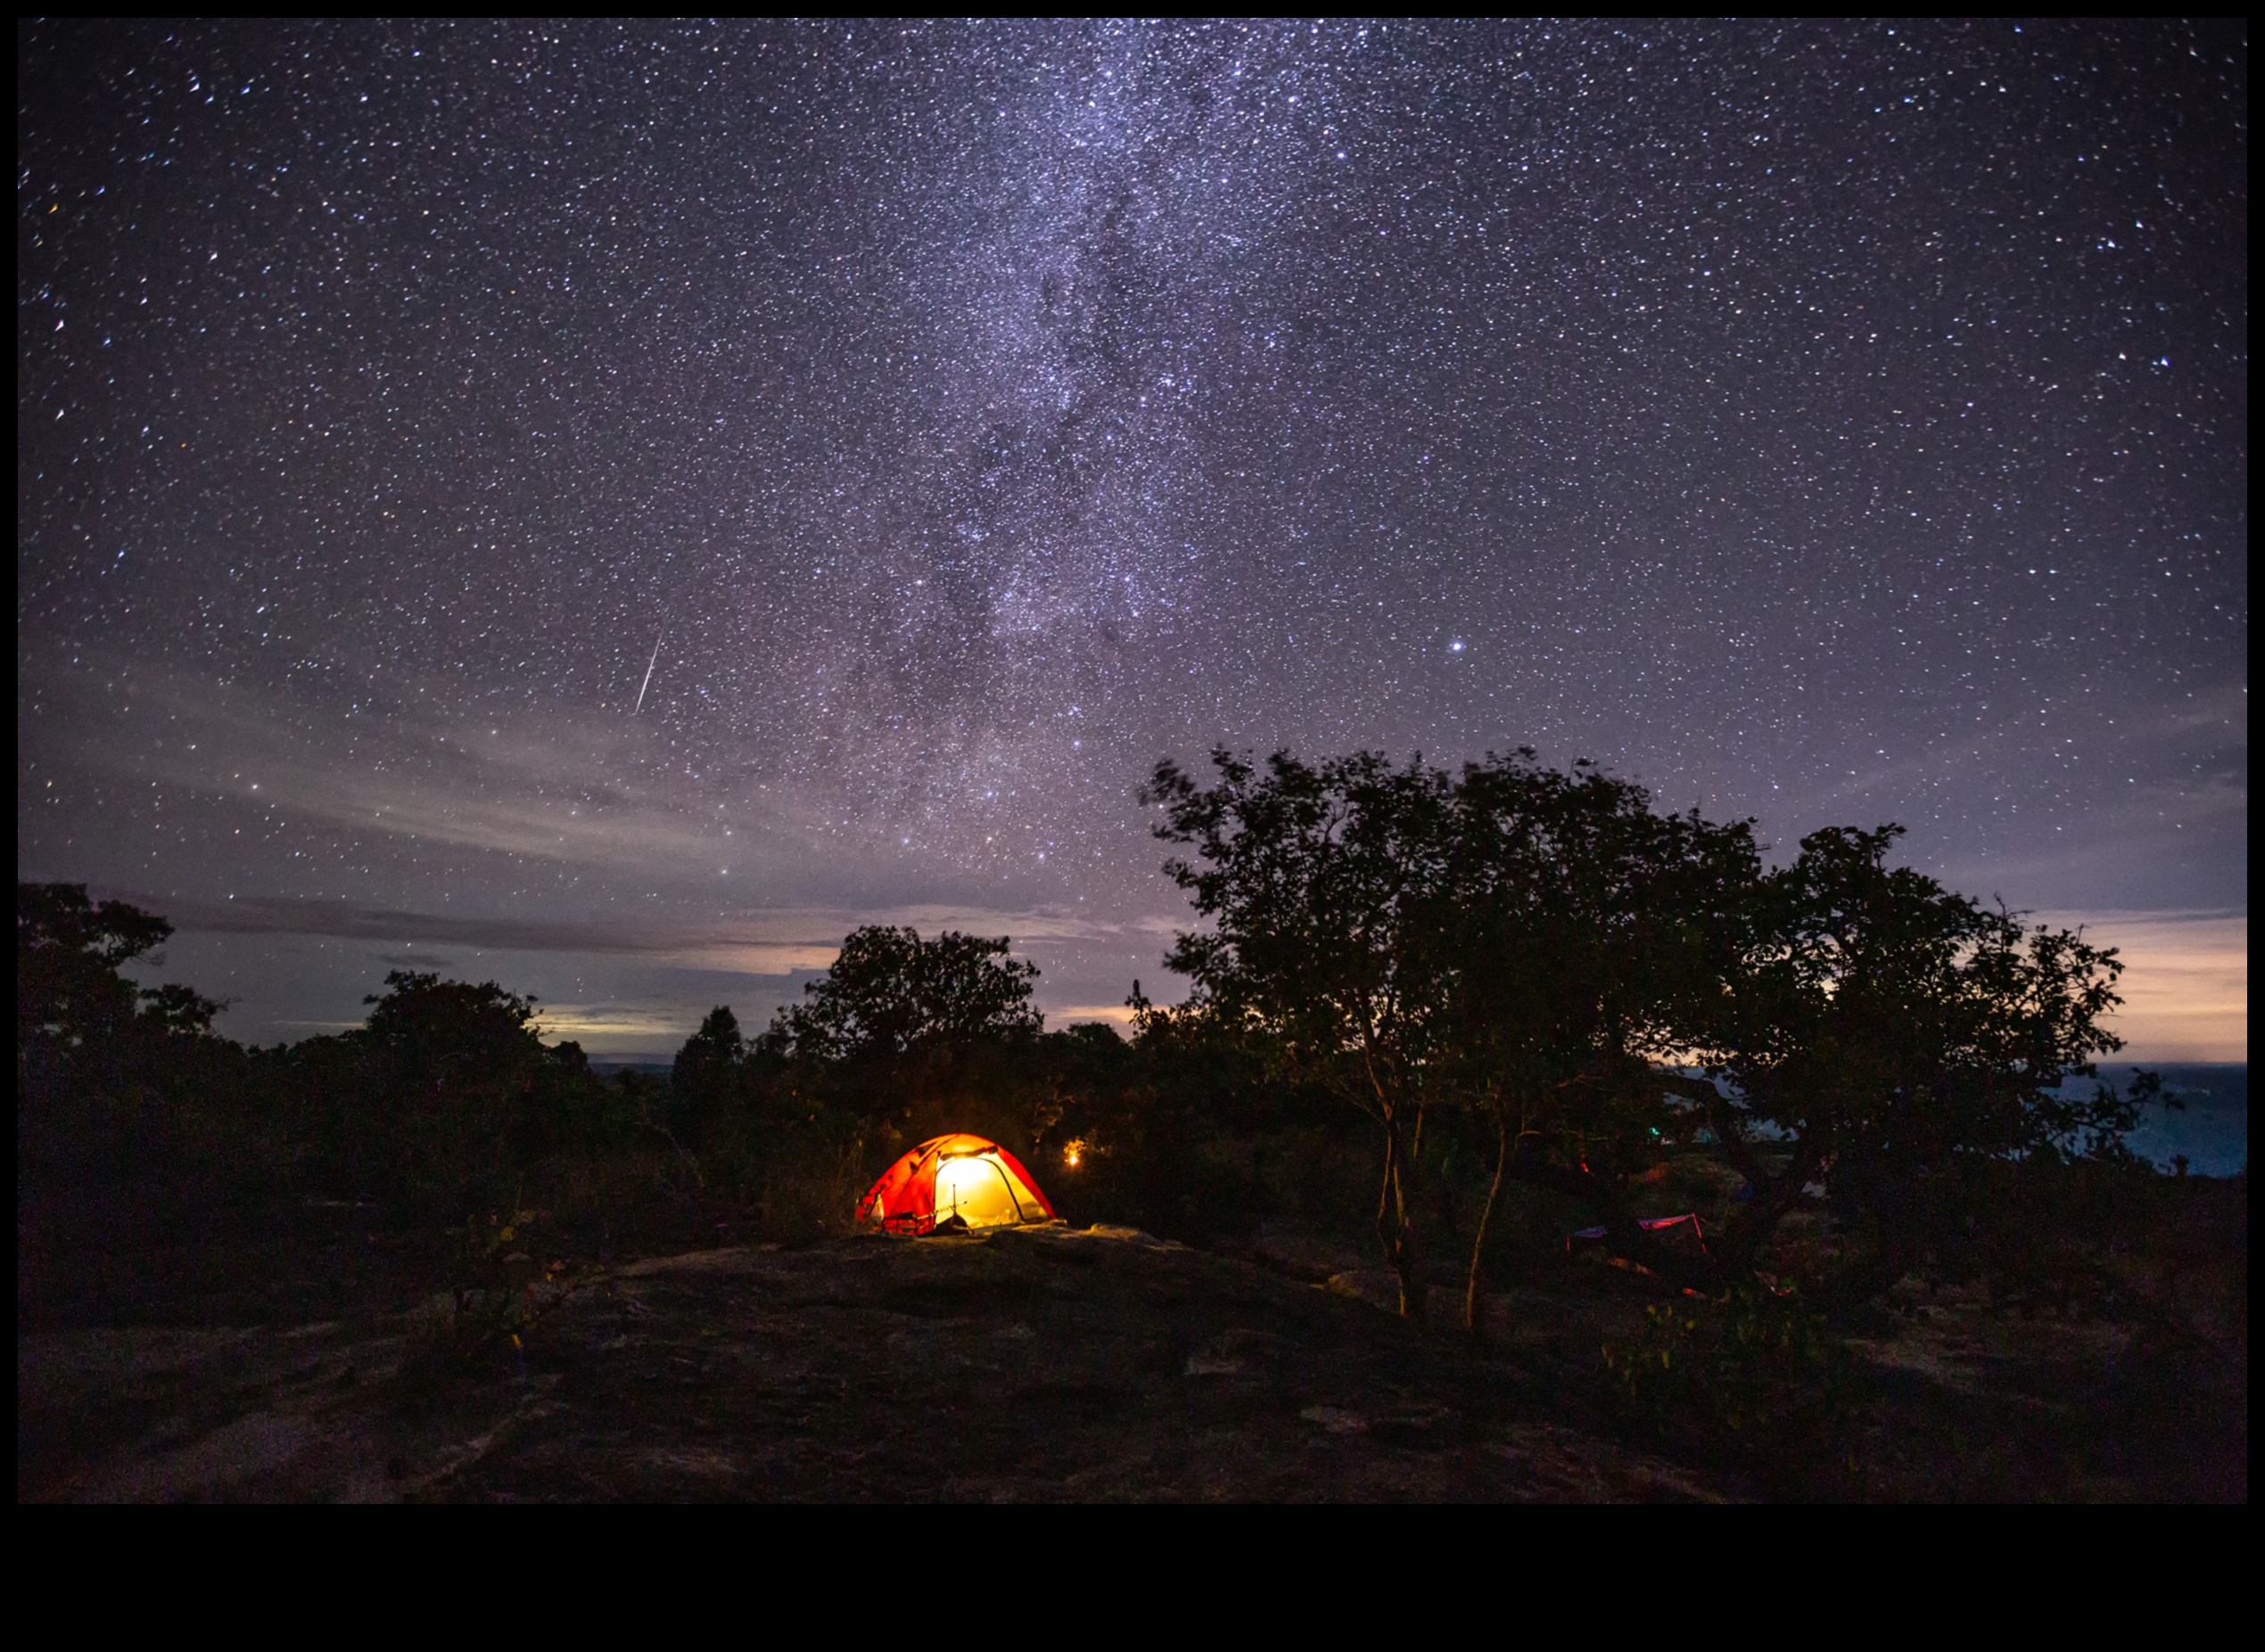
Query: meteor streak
[{"left": 633, "top": 629, "right": 663, "bottom": 717}]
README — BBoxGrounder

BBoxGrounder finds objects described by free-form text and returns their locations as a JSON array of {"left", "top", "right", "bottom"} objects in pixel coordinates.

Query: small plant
[
  {"left": 452, "top": 1205, "right": 541, "bottom": 1317},
  {"left": 395, "top": 1204, "right": 545, "bottom": 1408},
  {"left": 1601, "top": 1282, "right": 1868, "bottom": 1482}
]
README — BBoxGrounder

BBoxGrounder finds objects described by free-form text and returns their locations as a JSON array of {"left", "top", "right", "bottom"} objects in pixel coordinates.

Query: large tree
[
  {"left": 19, "top": 885, "right": 243, "bottom": 1240},
  {"left": 1680, "top": 825, "right": 2136, "bottom": 1289},
  {"left": 1146, "top": 750, "right": 1460, "bottom": 1319},
  {"left": 18, "top": 883, "right": 222, "bottom": 1066},
  {"left": 329, "top": 970, "right": 549, "bottom": 1204},
  {"left": 1145, "top": 754, "right": 2139, "bottom": 1319},
  {"left": 762, "top": 927, "right": 1042, "bottom": 1062},
  {"left": 1436, "top": 755, "right": 1758, "bottom": 1324},
  {"left": 1147, "top": 748, "right": 1758, "bottom": 1323},
  {"left": 756, "top": 926, "right": 1046, "bottom": 1144},
  {"left": 671, "top": 1005, "right": 745, "bottom": 1147}
]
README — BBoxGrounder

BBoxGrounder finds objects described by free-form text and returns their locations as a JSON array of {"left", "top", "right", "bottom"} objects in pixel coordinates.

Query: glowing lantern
[{"left": 856, "top": 1134, "right": 1057, "bottom": 1236}]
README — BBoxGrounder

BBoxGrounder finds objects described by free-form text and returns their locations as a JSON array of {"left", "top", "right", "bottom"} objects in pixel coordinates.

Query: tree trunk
[
  {"left": 1463, "top": 1110, "right": 1510, "bottom": 1341},
  {"left": 1375, "top": 1112, "right": 1426, "bottom": 1323},
  {"left": 1710, "top": 1139, "right": 1824, "bottom": 1277}
]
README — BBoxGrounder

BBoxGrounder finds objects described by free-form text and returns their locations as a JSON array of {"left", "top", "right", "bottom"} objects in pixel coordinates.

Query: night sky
[{"left": 18, "top": 21, "right": 2248, "bottom": 1058}]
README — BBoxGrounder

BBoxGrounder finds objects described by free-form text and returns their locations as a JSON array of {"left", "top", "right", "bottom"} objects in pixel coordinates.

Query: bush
[
  {"left": 395, "top": 1203, "right": 552, "bottom": 1411},
  {"left": 1601, "top": 1283, "right": 1869, "bottom": 1487}
]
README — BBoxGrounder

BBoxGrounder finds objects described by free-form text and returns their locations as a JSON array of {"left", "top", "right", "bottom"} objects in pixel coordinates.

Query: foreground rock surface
[{"left": 21, "top": 1223, "right": 1725, "bottom": 1502}]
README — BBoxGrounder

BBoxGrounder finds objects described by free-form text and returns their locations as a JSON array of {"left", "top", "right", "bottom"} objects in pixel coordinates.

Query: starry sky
[{"left": 18, "top": 20, "right": 2249, "bottom": 1058}]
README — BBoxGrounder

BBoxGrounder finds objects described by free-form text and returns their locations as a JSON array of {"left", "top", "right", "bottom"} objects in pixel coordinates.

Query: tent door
[{"left": 933, "top": 1155, "right": 1022, "bottom": 1229}]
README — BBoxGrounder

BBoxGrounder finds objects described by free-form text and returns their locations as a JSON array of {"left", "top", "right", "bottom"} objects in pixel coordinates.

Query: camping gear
[
  {"left": 856, "top": 1133, "right": 1058, "bottom": 1236},
  {"left": 1567, "top": 1212, "right": 1706, "bottom": 1256}
]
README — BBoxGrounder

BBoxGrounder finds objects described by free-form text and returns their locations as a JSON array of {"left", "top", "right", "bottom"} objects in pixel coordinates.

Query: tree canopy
[
  {"left": 18, "top": 882, "right": 221, "bottom": 1060},
  {"left": 1684, "top": 825, "right": 2136, "bottom": 1284},
  {"left": 761, "top": 926, "right": 1042, "bottom": 1063},
  {"left": 1145, "top": 749, "right": 2136, "bottom": 1320}
]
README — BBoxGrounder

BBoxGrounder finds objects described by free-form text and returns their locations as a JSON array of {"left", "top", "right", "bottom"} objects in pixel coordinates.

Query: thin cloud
[
  {"left": 33, "top": 651, "right": 834, "bottom": 884},
  {"left": 97, "top": 884, "right": 1168, "bottom": 974},
  {"left": 2031, "top": 909, "right": 2248, "bottom": 1063},
  {"left": 1047, "top": 1003, "right": 1140, "bottom": 1028}
]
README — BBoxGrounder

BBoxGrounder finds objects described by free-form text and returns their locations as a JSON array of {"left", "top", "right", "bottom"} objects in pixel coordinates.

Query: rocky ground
[
  {"left": 20, "top": 1222, "right": 1729, "bottom": 1503},
  {"left": 22, "top": 1202, "right": 2244, "bottom": 1502}
]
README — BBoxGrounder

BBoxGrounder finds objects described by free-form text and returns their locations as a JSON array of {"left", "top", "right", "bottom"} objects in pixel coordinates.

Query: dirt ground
[{"left": 19, "top": 1222, "right": 1730, "bottom": 1503}]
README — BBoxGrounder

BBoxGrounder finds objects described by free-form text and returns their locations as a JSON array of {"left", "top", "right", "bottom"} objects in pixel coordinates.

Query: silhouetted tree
[
  {"left": 1437, "top": 753, "right": 1758, "bottom": 1323},
  {"left": 1145, "top": 750, "right": 1461, "bottom": 1319},
  {"left": 18, "top": 884, "right": 242, "bottom": 1256},
  {"left": 1684, "top": 825, "right": 2138, "bottom": 1291},
  {"left": 671, "top": 1005, "right": 744, "bottom": 1147},
  {"left": 339, "top": 970, "right": 547, "bottom": 1207},
  {"left": 750, "top": 926, "right": 1046, "bottom": 1147},
  {"left": 762, "top": 927, "right": 1042, "bottom": 1061},
  {"left": 359, "top": 970, "right": 542, "bottom": 1081},
  {"left": 1143, "top": 753, "right": 2145, "bottom": 1317},
  {"left": 18, "top": 883, "right": 223, "bottom": 1079}
]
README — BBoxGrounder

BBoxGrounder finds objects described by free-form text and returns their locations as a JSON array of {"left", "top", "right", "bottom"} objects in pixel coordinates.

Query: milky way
[{"left": 18, "top": 21, "right": 2248, "bottom": 1054}]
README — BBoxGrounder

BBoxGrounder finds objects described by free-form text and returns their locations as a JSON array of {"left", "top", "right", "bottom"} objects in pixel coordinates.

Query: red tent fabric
[
  {"left": 856, "top": 1133, "right": 1058, "bottom": 1236},
  {"left": 1568, "top": 1212, "right": 1707, "bottom": 1254}
]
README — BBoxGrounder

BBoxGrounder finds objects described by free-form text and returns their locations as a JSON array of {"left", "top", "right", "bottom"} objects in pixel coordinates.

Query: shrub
[{"left": 1601, "top": 1282, "right": 1869, "bottom": 1487}]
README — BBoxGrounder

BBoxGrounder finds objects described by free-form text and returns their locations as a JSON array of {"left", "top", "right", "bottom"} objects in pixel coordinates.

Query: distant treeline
[{"left": 18, "top": 747, "right": 2171, "bottom": 1330}]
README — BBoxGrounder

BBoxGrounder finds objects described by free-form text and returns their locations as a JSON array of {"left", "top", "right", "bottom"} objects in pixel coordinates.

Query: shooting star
[{"left": 633, "top": 629, "right": 664, "bottom": 717}]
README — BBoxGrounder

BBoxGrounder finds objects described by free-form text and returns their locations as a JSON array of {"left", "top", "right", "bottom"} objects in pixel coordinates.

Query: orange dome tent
[{"left": 856, "top": 1134, "right": 1057, "bottom": 1235}]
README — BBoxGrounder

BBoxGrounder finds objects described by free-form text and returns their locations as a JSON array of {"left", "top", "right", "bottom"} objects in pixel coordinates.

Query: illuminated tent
[{"left": 856, "top": 1133, "right": 1058, "bottom": 1236}]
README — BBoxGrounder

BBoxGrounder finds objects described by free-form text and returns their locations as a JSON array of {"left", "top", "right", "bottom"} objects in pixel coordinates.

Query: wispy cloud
[
  {"left": 29, "top": 650, "right": 836, "bottom": 887},
  {"left": 2032, "top": 908, "right": 2248, "bottom": 1063},
  {"left": 1047, "top": 1003, "right": 1141, "bottom": 1027},
  {"left": 1806, "top": 681, "right": 2248, "bottom": 816},
  {"left": 531, "top": 1003, "right": 713, "bottom": 1042},
  {"left": 102, "top": 885, "right": 1170, "bottom": 979}
]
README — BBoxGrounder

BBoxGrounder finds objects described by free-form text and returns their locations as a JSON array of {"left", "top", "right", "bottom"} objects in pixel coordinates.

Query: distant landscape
[{"left": 19, "top": 748, "right": 2248, "bottom": 1500}]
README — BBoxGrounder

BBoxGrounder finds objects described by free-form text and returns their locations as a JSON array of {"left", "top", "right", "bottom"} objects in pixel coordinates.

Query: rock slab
[{"left": 21, "top": 1225, "right": 1725, "bottom": 1503}]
